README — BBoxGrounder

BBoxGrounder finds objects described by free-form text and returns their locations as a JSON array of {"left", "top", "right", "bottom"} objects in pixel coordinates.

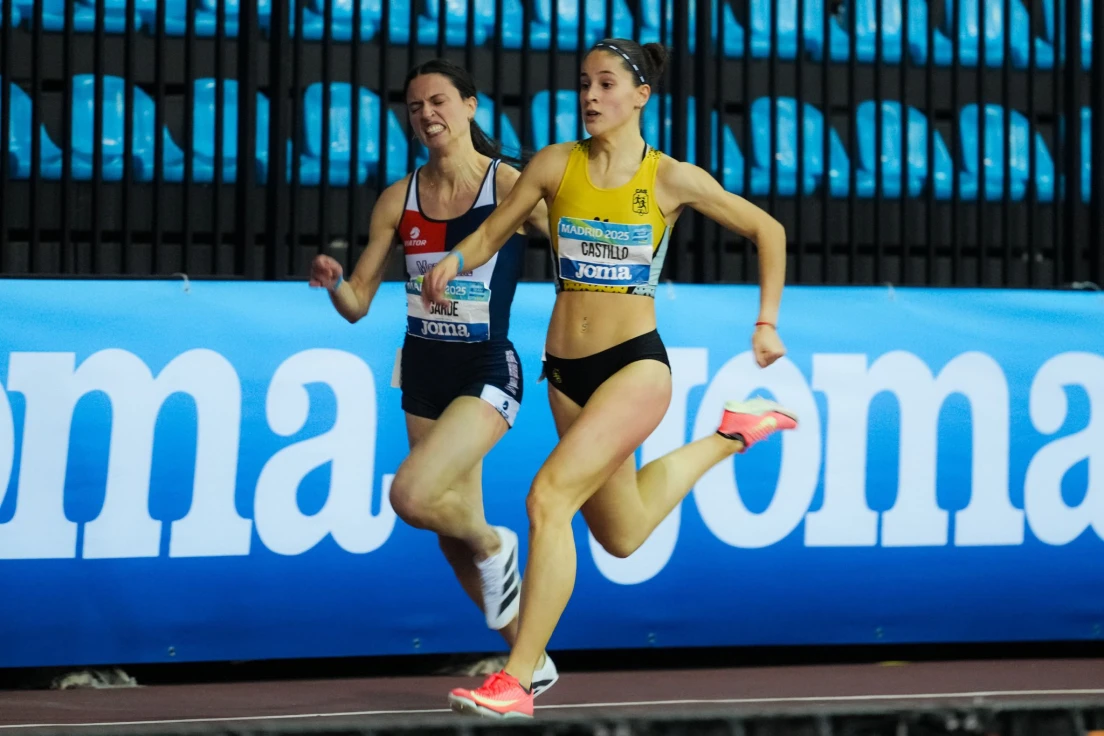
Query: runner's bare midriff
[{"left": 544, "top": 290, "right": 658, "bottom": 359}]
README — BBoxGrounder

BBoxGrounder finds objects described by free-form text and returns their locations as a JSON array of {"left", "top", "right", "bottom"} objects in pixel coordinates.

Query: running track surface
[{"left": 1, "top": 659, "right": 1102, "bottom": 731}]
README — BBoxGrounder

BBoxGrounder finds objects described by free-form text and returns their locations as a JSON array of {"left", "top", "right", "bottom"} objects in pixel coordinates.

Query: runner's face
[
  {"left": 579, "top": 50, "right": 648, "bottom": 136},
  {"left": 406, "top": 73, "right": 476, "bottom": 151}
]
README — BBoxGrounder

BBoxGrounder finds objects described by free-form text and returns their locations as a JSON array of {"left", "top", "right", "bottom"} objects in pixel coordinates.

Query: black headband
[{"left": 594, "top": 43, "right": 647, "bottom": 85}]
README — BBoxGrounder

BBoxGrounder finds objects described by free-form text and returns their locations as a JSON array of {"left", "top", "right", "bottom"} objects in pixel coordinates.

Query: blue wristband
[{"left": 451, "top": 251, "right": 464, "bottom": 274}]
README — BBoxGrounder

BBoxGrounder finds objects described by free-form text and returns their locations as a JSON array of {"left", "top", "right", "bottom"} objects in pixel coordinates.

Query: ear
[
  {"left": 635, "top": 82, "right": 652, "bottom": 110},
  {"left": 465, "top": 94, "right": 478, "bottom": 121}
]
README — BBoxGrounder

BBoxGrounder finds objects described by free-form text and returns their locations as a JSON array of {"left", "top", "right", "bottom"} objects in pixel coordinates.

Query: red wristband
[{"left": 755, "top": 321, "right": 775, "bottom": 328}]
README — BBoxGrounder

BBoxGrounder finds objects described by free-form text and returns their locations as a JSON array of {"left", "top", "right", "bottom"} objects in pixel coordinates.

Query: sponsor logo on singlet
[{"left": 557, "top": 216, "right": 653, "bottom": 287}]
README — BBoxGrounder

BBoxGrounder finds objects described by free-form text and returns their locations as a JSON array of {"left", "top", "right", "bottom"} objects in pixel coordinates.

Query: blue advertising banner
[{"left": 0, "top": 279, "right": 1101, "bottom": 668}]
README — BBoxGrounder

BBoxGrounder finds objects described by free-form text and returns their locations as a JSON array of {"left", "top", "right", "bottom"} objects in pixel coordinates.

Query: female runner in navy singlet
[{"left": 309, "top": 59, "right": 559, "bottom": 696}]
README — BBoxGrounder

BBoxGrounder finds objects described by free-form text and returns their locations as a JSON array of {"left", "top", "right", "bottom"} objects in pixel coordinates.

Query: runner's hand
[
  {"left": 422, "top": 253, "right": 460, "bottom": 308},
  {"left": 309, "top": 254, "right": 344, "bottom": 290},
  {"left": 752, "top": 324, "right": 786, "bottom": 368}
]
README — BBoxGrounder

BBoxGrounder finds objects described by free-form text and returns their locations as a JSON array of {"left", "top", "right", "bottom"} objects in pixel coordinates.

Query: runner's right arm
[{"left": 310, "top": 177, "right": 407, "bottom": 323}]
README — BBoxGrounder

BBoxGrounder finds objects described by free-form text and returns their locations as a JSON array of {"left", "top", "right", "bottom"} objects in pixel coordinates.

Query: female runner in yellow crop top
[{"left": 423, "top": 38, "right": 798, "bottom": 718}]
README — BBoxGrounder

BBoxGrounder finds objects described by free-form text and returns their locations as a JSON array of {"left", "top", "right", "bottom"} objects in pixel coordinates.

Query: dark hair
[
  {"left": 403, "top": 58, "right": 527, "bottom": 166},
  {"left": 588, "top": 38, "right": 670, "bottom": 90}
]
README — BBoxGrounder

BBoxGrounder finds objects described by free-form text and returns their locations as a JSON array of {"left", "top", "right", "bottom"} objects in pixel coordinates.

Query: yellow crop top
[{"left": 547, "top": 140, "right": 671, "bottom": 297}]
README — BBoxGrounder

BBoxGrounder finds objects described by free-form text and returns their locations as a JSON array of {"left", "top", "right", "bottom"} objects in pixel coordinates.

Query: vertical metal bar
[
  {"left": 672, "top": 0, "right": 687, "bottom": 280},
  {"left": 213, "top": 0, "right": 225, "bottom": 276},
  {"left": 1052, "top": 0, "right": 1061, "bottom": 285},
  {"left": 237, "top": 0, "right": 257, "bottom": 279},
  {"left": 1065, "top": 0, "right": 1082, "bottom": 283},
  {"left": 61, "top": 0, "right": 73, "bottom": 273},
  {"left": 794, "top": 0, "right": 804, "bottom": 284},
  {"left": 380, "top": 0, "right": 391, "bottom": 188},
  {"left": 1093, "top": 0, "right": 1104, "bottom": 285},
  {"left": 821, "top": 0, "right": 830, "bottom": 282},
  {"left": 519, "top": 0, "right": 529, "bottom": 154},
  {"left": 768, "top": 0, "right": 778, "bottom": 280},
  {"left": 494, "top": 0, "right": 503, "bottom": 147},
  {"left": 694, "top": 0, "right": 709, "bottom": 282},
  {"left": 289, "top": 0, "right": 304, "bottom": 276},
  {"left": 153, "top": 0, "right": 165, "bottom": 274},
  {"left": 466, "top": 0, "right": 476, "bottom": 72},
  {"left": 320, "top": 0, "right": 333, "bottom": 268},
  {"left": 1002, "top": 0, "right": 1011, "bottom": 285},
  {"left": 1026, "top": 0, "right": 1036, "bottom": 284},
  {"left": 574, "top": 0, "right": 584, "bottom": 142},
  {"left": 901, "top": 0, "right": 910, "bottom": 283},
  {"left": 268, "top": 0, "right": 289, "bottom": 279},
  {"left": 92, "top": 0, "right": 105, "bottom": 274},
  {"left": 549, "top": 0, "right": 557, "bottom": 148},
  {"left": 122, "top": 0, "right": 135, "bottom": 274},
  {"left": 183, "top": 0, "right": 195, "bottom": 275},
  {"left": 925, "top": 0, "right": 935, "bottom": 284},
  {"left": 436, "top": 0, "right": 445, "bottom": 58},
  {"left": 951, "top": 0, "right": 961, "bottom": 284},
  {"left": 847, "top": 0, "right": 856, "bottom": 281},
  {"left": 347, "top": 0, "right": 362, "bottom": 277},
  {"left": 0, "top": 0, "right": 9, "bottom": 272},
  {"left": 28, "top": 0, "right": 42, "bottom": 274},
  {"left": 743, "top": 0, "right": 752, "bottom": 278},
  {"left": 874, "top": 0, "right": 883, "bottom": 283},
  {"left": 977, "top": 0, "right": 986, "bottom": 286},
  {"left": 715, "top": 0, "right": 724, "bottom": 280}
]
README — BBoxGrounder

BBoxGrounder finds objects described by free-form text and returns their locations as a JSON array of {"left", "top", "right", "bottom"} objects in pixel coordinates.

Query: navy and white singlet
[{"left": 394, "top": 159, "right": 528, "bottom": 427}]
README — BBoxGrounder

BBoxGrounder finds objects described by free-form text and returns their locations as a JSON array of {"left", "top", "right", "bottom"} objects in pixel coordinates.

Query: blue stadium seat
[
  {"left": 647, "top": 97, "right": 745, "bottom": 193},
  {"left": 416, "top": 0, "right": 492, "bottom": 46},
  {"left": 906, "top": 0, "right": 954, "bottom": 64},
  {"left": 957, "top": 104, "right": 1053, "bottom": 201},
  {"left": 414, "top": 92, "right": 523, "bottom": 167},
  {"left": 804, "top": 0, "right": 854, "bottom": 62},
  {"left": 297, "top": 83, "right": 406, "bottom": 187},
  {"left": 530, "top": 90, "right": 583, "bottom": 149},
  {"left": 941, "top": 0, "right": 1031, "bottom": 67},
  {"left": 148, "top": 0, "right": 240, "bottom": 37},
  {"left": 1033, "top": 0, "right": 1092, "bottom": 69},
  {"left": 70, "top": 75, "right": 184, "bottom": 182},
  {"left": 749, "top": 0, "right": 802, "bottom": 58},
  {"left": 526, "top": 0, "right": 634, "bottom": 51},
  {"left": 816, "top": 0, "right": 904, "bottom": 63},
  {"left": 749, "top": 97, "right": 849, "bottom": 196},
  {"left": 855, "top": 100, "right": 954, "bottom": 199},
  {"left": 0, "top": 78, "right": 63, "bottom": 180},
  {"left": 2, "top": 1, "right": 20, "bottom": 27},
  {"left": 160, "top": 79, "right": 270, "bottom": 183},
  {"left": 637, "top": 0, "right": 745, "bottom": 57},
  {"left": 36, "top": 0, "right": 141, "bottom": 32},
  {"left": 296, "top": 0, "right": 379, "bottom": 41}
]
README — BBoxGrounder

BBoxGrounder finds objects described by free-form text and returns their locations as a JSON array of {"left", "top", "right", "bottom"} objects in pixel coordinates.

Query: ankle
[{"left": 472, "top": 527, "right": 502, "bottom": 563}]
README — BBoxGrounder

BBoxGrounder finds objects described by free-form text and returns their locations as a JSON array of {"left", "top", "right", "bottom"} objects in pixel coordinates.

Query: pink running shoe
[
  {"left": 716, "top": 397, "right": 798, "bottom": 452},
  {"left": 448, "top": 671, "right": 534, "bottom": 719}
]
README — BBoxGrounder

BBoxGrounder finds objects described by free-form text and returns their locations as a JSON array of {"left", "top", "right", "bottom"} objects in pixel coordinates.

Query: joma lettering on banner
[{"left": 0, "top": 346, "right": 1099, "bottom": 564}]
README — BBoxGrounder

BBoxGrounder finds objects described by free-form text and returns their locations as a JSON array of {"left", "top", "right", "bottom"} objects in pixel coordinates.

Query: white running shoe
[
  {"left": 531, "top": 653, "right": 560, "bottom": 697},
  {"left": 476, "top": 526, "right": 521, "bottom": 630}
]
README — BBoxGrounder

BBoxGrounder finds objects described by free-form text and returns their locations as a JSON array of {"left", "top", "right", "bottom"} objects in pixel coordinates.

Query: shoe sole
[
  {"left": 723, "top": 398, "right": 799, "bottom": 424},
  {"left": 448, "top": 693, "right": 533, "bottom": 719}
]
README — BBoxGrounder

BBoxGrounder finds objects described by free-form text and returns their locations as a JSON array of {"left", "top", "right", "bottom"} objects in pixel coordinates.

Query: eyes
[
  {"left": 579, "top": 80, "right": 614, "bottom": 90},
  {"left": 408, "top": 95, "right": 449, "bottom": 114}
]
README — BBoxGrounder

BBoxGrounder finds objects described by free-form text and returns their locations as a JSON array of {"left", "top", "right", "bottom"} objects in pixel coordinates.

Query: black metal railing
[{"left": 0, "top": 0, "right": 1100, "bottom": 288}]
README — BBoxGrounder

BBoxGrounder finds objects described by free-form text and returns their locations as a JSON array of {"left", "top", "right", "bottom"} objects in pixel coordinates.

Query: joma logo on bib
[
  {"left": 576, "top": 263, "right": 633, "bottom": 281},
  {"left": 420, "top": 321, "right": 471, "bottom": 338}
]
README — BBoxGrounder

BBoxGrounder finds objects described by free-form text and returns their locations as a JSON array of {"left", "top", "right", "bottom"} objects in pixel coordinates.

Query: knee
[
  {"left": 525, "top": 471, "right": 575, "bottom": 532},
  {"left": 389, "top": 466, "right": 437, "bottom": 530}
]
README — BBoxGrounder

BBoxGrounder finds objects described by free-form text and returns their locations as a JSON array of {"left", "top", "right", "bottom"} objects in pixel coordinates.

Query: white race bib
[
  {"left": 557, "top": 217, "right": 654, "bottom": 288},
  {"left": 406, "top": 276, "right": 491, "bottom": 342}
]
